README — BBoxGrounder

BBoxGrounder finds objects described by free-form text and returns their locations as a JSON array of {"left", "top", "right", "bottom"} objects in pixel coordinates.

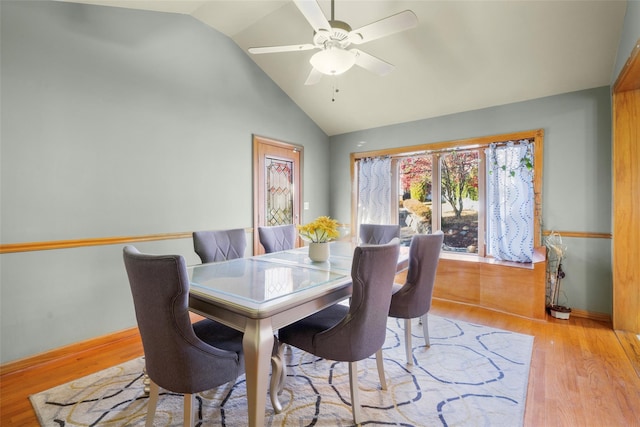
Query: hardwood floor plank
[
  {"left": 0, "top": 334, "right": 143, "bottom": 426},
  {"left": 616, "top": 329, "right": 640, "bottom": 378},
  {"left": 1, "top": 300, "right": 639, "bottom": 427}
]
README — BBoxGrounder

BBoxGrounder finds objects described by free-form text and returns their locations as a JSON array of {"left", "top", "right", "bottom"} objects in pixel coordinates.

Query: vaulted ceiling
[{"left": 62, "top": 1, "right": 627, "bottom": 136}]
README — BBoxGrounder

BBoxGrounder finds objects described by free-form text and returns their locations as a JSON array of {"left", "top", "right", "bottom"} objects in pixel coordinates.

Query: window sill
[{"left": 439, "top": 246, "right": 545, "bottom": 270}]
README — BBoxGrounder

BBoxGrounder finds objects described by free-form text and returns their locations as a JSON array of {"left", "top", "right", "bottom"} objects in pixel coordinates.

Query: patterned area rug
[{"left": 30, "top": 315, "right": 533, "bottom": 426}]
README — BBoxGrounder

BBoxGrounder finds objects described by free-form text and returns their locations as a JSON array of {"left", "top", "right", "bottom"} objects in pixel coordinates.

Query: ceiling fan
[{"left": 248, "top": 0, "right": 418, "bottom": 85}]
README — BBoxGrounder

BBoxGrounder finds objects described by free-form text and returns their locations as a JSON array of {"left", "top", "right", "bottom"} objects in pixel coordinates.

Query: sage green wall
[
  {"left": 611, "top": 0, "right": 639, "bottom": 84},
  {"left": 0, "top": 1, "right": 330, "bottom": 363},
  {"left": 329, "top": 86, "right": 613, "bottom": 316}
]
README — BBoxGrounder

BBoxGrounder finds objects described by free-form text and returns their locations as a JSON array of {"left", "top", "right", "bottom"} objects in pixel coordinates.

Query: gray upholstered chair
[
  {"left": 258, "top": 224, "right": 297, "bottom": 253},
  {"left": 272, "top": 239, "right": 401, "bottom": 425},
  {"left": 193, "top": 228, "right": 246, "bottom": 263},
  {"left": 359, "top": 223, "right": 401, "bottom": 244},
  {"left": 123, "top": 246, "right": 245, "bottom": 427},
  {"left": 388, "top": 231, "right": 443, "bottom": 364}
]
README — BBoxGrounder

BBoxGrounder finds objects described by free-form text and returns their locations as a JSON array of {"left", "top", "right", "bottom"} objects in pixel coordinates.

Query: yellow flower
[{"left": 297, "top": 216, "right": 340, "bottom": 243}]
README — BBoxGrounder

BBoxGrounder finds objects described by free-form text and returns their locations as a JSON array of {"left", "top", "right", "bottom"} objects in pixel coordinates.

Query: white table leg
[{"left": 243, "top": 318, "right": 274, "bottom": 427}]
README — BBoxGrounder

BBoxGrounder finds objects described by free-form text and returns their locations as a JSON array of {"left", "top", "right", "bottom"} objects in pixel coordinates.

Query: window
[
  {"left": 352, "top": 130, "right": 543, "bottom": 262},
  {"left": 439, "top": 149, "right": 480, "bottom": 254}
]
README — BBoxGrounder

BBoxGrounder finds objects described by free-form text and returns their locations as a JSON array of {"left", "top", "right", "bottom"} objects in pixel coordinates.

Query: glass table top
[
  {"left": 188, "top": 241, "right": 407, "bottom": 312},
  {"left": 188, "top": 257, "right": 348, "bottom": 306}
]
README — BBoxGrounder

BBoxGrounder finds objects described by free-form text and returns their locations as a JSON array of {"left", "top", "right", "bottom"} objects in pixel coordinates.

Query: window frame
[{"left": 350, "top": 129, "right": 544, "bottom": 255}]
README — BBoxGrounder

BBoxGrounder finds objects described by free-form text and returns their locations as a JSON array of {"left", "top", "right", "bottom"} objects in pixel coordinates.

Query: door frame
[
  {"left": 252, "top": 135, "right": 303, "bottom": 255},
  {"left": 612, "top": 39, "right": 640, "bottom": 333}
]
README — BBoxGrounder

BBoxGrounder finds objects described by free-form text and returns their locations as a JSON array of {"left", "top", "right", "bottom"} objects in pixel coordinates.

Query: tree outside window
[
  {"left": 399, "top": 151, "right": 480, "bottom": 254},
  {"left": 440, "top": 150, "right": 479, "bottom": 253}
]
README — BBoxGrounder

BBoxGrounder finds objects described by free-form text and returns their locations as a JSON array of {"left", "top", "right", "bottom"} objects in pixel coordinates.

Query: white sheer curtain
[
  {"left": 357, "top": 157, "right": 392, "bottom": 227},
  {"left": 486, "top": 141, "right": 534, "bottom": 262}
]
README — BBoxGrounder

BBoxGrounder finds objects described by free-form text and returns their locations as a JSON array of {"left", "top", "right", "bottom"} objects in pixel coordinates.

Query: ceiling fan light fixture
[{"left": 310, "top": 47, "right": 355, "bottom": 75}]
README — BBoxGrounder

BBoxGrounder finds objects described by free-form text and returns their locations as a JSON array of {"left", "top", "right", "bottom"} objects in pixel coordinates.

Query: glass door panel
[{"left": 265, "top": 157, "right": 293, "bottom": 226}]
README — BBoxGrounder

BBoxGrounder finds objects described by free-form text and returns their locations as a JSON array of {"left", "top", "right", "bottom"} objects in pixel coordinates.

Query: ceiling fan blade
[
  {"left": 293, "top": 0, "right": 331, "bottom": 33},
  {"left": 351, "top": 49, "right": 395, "bottom": 76},
  {"left": 304, "top": 67, "right": 323, "bottom": 85},
  {"left": 249, "top": 44, "right": 316, "bottom": 54},
  {"left": 348, "top": 10, "right": 418, "bottom": 45}
]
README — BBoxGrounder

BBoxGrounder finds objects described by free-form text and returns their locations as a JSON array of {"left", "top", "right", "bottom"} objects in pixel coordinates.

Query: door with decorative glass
[{"left": 252, "top": 135, "right": 302, "bottom": 255}]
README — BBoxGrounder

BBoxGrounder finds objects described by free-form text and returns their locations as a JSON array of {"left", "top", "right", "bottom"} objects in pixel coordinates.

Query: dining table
[{"left": 187, "top": 240, "right": 409, "bottom": 427}]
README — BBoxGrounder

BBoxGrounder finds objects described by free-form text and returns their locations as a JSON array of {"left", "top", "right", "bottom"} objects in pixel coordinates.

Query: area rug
[{"left": 30, "top": 315, "right": 534, "bottom": 426}]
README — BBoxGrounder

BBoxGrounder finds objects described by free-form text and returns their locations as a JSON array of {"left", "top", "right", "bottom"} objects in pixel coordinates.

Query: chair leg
[
  {"left": 145, "top": 380, "right": 159, "bottom": 427},
  {"left": 375, "top": 349, "right": 387, "bottom": 390},
  {"left": 270, "top": 342, "right": 286, "bottom": 413},
  {"left": 183, "top": 393, "right": 195, "bottom": 427},
  {"left": 348, "top": 361, "right": 362, "bottom": 425},
  {"left": 142, "top": 359, "right": 151, "bottom": 395},
  {"left": 422, "top": 314, "right": 430, "bottom": 347},
  {"left": 404, "top": 318, "right": 413, "bottom": 365}
]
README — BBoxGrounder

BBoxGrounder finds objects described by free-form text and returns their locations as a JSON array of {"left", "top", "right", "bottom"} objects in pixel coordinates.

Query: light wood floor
[{"left": 2, "top": 300, "right": 639, "bottom": 426}]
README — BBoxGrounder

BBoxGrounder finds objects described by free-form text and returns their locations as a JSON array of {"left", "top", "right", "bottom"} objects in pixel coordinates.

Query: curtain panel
[
  {"left": 486, "top": 141, "right": 534, "bottom": 262},
  {"left": 357, "top": 157, "right": 392, "bottom": 227}
]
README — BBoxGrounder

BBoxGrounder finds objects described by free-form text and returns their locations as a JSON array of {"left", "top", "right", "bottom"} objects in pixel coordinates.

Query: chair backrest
[
  {"left": 193, "top": 228, "right": 246, "bottom": 263},
  {"left": 359, "top": 224, "right": 401, "bottom": 245},
  {"left": 388, "top": 231, "right": 444, "bottom": 319},
  {"left": 258, "top": 224, "right": 297, "bottom": 253},
  {"left": 122, "top": 246, "right": 242, "bottom": 393},
  {"left": 313, "top": 239, "right": 401, "bottom": 362}
]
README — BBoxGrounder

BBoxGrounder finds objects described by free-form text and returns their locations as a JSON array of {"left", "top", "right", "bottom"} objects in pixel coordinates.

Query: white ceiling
[{"left": 62, "top": 0, "right": 627, "bottom": 136}]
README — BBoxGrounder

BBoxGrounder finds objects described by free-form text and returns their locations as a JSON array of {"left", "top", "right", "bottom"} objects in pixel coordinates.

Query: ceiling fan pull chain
[{"left": 331, "top": 78, "right": 340, "bottom": 102}]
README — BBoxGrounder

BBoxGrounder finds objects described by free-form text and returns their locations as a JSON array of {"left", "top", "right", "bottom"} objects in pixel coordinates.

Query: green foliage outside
[
  {"left": 410, "top": 181, "right": 426, "bottom": 202},
  {"left": 400, "top": 151, "right": 479, "bottom": 219},
  {"left": 400, "top": 157, "right": 432, "bottom": 199}
]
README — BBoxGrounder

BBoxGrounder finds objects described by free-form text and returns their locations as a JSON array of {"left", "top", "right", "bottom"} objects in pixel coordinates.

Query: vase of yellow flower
[
  {"left": 308, "top": 242, "right": 330, "bottom": 262},
  {"left": 297, "top": 216, "right": 339, "bottom": 262}
]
